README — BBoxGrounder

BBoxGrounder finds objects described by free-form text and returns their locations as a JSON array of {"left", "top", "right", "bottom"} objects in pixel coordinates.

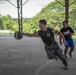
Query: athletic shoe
[
  {"left": 64, "top": 64, "right": 68, "bottom": 70},
  {"left": 68, "top": 53, "right": 72, "bottom": 58}
]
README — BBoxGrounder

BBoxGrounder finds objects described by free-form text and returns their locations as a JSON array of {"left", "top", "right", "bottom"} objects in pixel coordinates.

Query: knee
[
  {"left": 47, "top": 54, "right": 54, "bottom": 59},
  {"left": 70, "top": 46, "right": 74, "bottom": 50},
  {"left": 65, "top": 47, "right": 69, "bottom": 50}
]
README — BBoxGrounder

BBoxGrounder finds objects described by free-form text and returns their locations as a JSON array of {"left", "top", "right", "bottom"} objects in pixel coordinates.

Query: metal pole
[
  {"left": 17, "top": 0, "right": 23, "bottom": 32},
  {"left": 0, "top": 0, "right": 29, "bottom": 32}
]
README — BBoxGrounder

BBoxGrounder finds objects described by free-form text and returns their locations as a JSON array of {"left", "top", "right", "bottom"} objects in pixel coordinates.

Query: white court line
[
  {"left": 34, "top": 52, "right": 76, "bottom": 75},
  {"left": 34, "top": 60, "right": 54, "bottom": 75}
]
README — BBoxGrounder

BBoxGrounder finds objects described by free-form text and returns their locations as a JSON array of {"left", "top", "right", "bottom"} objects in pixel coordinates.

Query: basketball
[{"left": 14, "top": 31, "right": 23, "bottom": 40}]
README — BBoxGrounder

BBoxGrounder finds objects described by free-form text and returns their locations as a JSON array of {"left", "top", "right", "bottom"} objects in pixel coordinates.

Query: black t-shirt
[
  {"left": 38, "top": 28, "right": 55, "bottom": 46},
  {"left": 60, "top": 26, "right": 74, "bottom": 40}
]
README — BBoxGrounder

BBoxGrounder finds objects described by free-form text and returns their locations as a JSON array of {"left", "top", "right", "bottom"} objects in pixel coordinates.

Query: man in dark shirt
[
  {"left": 23, "top": 19, "right": 68, "bottom": 69},
  {"left": 60, "top": 21, "right": 74, "bottom": 59}
]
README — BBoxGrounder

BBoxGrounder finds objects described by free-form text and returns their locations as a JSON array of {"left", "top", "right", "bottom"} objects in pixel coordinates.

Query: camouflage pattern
[{"left": 45, "top": 41, "right": 68, "bottom": 65}]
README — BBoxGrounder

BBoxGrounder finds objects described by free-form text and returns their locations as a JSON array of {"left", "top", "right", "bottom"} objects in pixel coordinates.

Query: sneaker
[
  {"left": 64, "top": 65, "right": 68, "bottom": 70},
  {"left": 68, "top": 53, "right": 72, "bottom": 58}
]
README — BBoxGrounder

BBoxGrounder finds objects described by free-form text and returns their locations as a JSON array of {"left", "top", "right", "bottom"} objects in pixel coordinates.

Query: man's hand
[{"left": 63, "top": 30, "right": 70, "bottom": 36}]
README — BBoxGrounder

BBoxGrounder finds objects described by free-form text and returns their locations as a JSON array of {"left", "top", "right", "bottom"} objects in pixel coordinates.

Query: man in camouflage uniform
[{"left": 23, "top": 19, "right": 68, "bottom": 69}]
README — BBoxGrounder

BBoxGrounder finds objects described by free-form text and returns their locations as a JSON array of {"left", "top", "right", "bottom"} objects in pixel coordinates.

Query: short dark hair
[
  {"left": 39, "top": 19, "right": 47, "bottom": 25},
  {"left": 63, "top": 21, "right": 67, "bottom": 24}
]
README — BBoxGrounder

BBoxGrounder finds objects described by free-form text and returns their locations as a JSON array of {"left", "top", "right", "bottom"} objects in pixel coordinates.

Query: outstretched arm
[
  {"left": 52, "top": 29, "right": 66, "bottom": 46},
  {"left": 23, "top": 32, "right": 39, "bottom": 37}
]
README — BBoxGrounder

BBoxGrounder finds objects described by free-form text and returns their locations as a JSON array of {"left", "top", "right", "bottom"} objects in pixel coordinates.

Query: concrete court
[{"left": 0, "top": 35, "right": 76, "bottom": 75}]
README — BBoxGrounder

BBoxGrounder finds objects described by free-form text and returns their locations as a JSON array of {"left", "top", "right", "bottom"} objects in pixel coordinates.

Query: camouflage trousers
[{"left": 45, "top": 41, "right": 68, "bottom": 65}]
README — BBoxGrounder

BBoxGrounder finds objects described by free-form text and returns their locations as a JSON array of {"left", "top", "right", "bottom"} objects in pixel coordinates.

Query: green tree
[{"left": 0, "top": 14, "right": 4, "bottom": 30}]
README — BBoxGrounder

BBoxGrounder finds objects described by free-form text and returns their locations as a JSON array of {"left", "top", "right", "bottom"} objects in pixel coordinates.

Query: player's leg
[
  {"left": 56, "top": 52, "right": 68, "bottom": 69},
  {"left": 54, "top": 42, "right": 68, "bottom": 69},
  {"left": 68, "top": 39, "right": 74, "bottom": 58},
  {"left": 64, "top": 40, "right": 70, "bottom": 58},
  {"left": 64, "top": 47, "right": 69, "bottom": 58},
  {"left": 53, "top": 51, "right": 58, "bottom": 60},
  {"left": 45, "top": 45, "right": 54, "bottom": 59}
]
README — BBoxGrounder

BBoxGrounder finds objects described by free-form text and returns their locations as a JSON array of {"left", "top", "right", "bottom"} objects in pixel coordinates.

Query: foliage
[{"left": 0, "top": 0, "right": 76, "bottom": 37}]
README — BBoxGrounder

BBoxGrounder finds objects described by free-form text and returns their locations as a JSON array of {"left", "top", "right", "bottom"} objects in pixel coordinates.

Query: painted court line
[
  {"left": 34, "top": 52, "right": 76, "bottom": 75},
  {"left": 34, "top": 60, "right": 54, "bottom": 75}
]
